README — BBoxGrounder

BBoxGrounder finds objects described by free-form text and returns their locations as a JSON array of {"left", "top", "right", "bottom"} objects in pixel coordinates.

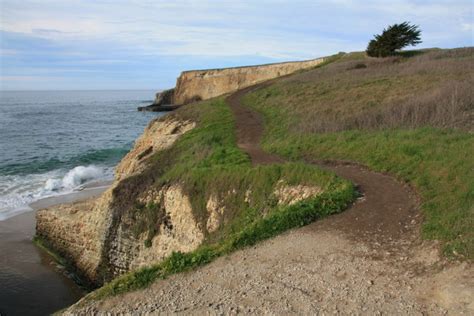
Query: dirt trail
[
  {"left": 66, "top": 83, "right": 473, "bottom": 315},
  {"left": 226, "top": 83, "right": 284, "bottom": 166},
  {"left": 228, "top": 82, "right": 418, "bottom": 249}
]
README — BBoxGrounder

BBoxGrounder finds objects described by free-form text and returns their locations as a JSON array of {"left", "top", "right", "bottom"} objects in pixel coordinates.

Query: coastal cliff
[
  {"left": 36, "top": 116, "right": 197, "bottom": 285},
  {"left": 36, "top": 101, "right": 329, "bottom": 287},
  {"left": 139, "top": 57, "right": 325, "bottom": 111},
  {"left": 173, "top": 57, "right": 325, "bottom": 105}
]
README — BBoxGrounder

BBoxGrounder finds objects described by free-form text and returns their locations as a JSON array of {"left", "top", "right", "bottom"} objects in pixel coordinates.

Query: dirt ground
[{"left": 65, "top": 83, "right": 473, "bottom": 315}]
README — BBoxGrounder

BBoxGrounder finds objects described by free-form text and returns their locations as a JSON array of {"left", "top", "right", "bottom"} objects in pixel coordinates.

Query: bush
[
  {"left": 349, "top": 63, "right": 367, "bottom": 70},
  {"left": 367, "top": 22, "right": 422, "bottom": 57}
]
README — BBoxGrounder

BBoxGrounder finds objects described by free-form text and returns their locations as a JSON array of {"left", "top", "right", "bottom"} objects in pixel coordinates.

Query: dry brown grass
[
  {"left": 346, "top": 80, "right": 473, "bottom": 130},
  {"left": 261, "top": 48, "right": 473, "bottom": 133}
]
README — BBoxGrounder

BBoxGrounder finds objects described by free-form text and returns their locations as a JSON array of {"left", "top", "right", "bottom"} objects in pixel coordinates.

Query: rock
[
  {"left": 137, "top": 88, "right": 176, "bottom": 111},
  {"left": 36, "top": 116, "right": 197, "bottom": 286},
  {"left": 173, "top": 58, "right": 325, "bottom": 105},
  {"left": 274, "top": 180, "right": 323, "bottom": 205},
  {"left": 206, "top": 194, "right": 226, "bottom": 233},
  {"left": 115, "top": 118, "right": 195, "bottom": 181},
  {"left": 137, "top": 104, "right": 180, "bottom": 112},
  {"left": 153, "top": 88, "right": 175, "bottom": 106}
]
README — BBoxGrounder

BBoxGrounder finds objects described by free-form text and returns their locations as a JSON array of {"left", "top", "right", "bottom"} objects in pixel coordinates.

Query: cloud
[
  {"left": 0, "top": 76, "right": 39, "bottom": 81},
  {"left": 1, "top": 0, "right": 472, "bottom": 89},
  {"left": 2, "top": 0, "right": 469, "bottom": 58},
  {"left": 462, "top": 23, "right": 474, "bottom": 31},
  {"left": 0, "top": 48, "right": 18, "bottom": 56}
]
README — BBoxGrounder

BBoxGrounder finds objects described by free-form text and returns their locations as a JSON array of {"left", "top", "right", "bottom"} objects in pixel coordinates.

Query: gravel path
[
  {"left": 67, "top": 214, "right": 472, "bottom": 315},
  {"left": 65, "top": 83, "right": 473, "bottom": 315}
]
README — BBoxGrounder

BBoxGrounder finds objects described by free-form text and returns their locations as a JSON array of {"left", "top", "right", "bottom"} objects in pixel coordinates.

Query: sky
[{"left": 0, "top": 0, "right": 472, "bottom": 90}]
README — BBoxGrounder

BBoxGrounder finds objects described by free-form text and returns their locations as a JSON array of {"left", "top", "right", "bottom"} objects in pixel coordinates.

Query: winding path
[
  {"left": 66, "top": 83, "right": 473, "bottom": 315},
  {"left": 227, "top": 82, "right": 418, "bottom": 247}
]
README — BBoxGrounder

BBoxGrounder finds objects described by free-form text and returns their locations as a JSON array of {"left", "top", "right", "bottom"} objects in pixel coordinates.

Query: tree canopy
[{"left": 366, "top": 22, "right": 422, "bottom": 57}]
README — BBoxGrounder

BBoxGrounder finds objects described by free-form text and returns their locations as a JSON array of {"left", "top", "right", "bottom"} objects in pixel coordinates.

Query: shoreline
[
  {"left": 29, "top": 180, "right": 111, "bottom": 211},
  {"left": 0, "top": 182, "right": 110, "bottom": 316}
]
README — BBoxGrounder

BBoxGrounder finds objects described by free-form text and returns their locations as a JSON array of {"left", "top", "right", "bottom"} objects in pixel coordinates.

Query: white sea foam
[
  {"left": 44, "top": 165, "right": 105, "bottom": 192},
  {"left": 0, "top": 165, "right": 112, "bottom": 221}
]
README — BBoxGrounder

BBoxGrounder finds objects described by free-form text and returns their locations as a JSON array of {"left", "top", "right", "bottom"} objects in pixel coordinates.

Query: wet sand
[{"left": 0, "top": 185, "right": 109, "bottom": 316}]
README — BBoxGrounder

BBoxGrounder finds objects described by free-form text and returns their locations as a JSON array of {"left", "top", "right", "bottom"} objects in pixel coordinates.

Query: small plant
[
  {"left": 366, "top": 22, "right": 422, "bottom": 57},
  {"left": 349, "top": 63, "right": 367, "bottom": 70}
]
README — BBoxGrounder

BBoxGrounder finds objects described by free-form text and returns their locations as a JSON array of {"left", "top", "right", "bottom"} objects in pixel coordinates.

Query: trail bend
[
  {"left": 66, "top": 82, "right": 473, "bottom": 315},
  {"left": 227, "top": 81, "right": 418, "bottom": 246}
]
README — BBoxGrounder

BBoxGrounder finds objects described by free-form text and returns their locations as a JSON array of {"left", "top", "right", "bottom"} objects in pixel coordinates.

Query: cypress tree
[{"left": 367, "top": 22, "right": 422, "bottom": 57}]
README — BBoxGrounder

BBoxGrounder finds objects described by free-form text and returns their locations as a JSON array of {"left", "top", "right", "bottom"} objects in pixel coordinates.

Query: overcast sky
[{"left": 0, "top": 0, "right": 472, "bottom": 90}]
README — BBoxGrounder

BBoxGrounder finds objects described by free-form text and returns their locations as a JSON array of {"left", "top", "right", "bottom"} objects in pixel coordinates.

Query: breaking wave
[{"left": 0, "top": 165, "right": 112, "bottom": 221}]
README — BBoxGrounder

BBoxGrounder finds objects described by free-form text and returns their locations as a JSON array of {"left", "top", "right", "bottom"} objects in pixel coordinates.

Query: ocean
[
  {"left": 0, "top": 90, "right": 163, "bottom": 315},
  {"left": 0, "top": 90, "right": 161, "bottom": 221}
]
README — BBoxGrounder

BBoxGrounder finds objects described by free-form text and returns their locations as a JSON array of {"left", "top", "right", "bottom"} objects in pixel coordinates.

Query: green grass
[
  {"left": 84, "top": 97, "right": 355, "bottom": 300},
  {"left": 114, "top": 98, "right": 354, "bottom": 245},
  {"left": 256, "top": 129, "right": 473, "bottom": 258},
  {"left": 243, "top": 48, "right": 474, "bottom": 259}
]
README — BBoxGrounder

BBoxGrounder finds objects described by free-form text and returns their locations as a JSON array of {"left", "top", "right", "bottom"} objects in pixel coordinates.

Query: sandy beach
[{"left": 0, "top": 184, "right": 109, "bottom": 316}]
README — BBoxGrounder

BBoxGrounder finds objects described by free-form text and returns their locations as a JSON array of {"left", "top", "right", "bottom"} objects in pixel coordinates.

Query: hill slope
[
  {"left": 244, "top": 48, "right": 473, "bottom": 258},
  {"left": 63, "top": 48, "right": 473, "bottom": 314}
]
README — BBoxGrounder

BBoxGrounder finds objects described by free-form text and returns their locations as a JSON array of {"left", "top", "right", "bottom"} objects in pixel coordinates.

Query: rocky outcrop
[
  {"left": 173, "top": 58, "right": 325, "bottom": 105},
  {"left": 140, "top": 57, "right": 326, "bottom": 111},
  {"left": 206, "top": 193, "right": 231, "bottom": 234},
  {"left": 36, "top": 116, "right": 197, "bottom": 286},
  {"left": 138, "top": 89, "right": 177, "bottom": 111},
  {"left": 274, "top": 180, "right": 323, "bottom": 206},
  {"left": 115, "top": 118, "right": 195, "bottom": 180},
  {"left": 101, "top": 184, "right": 205, "bottom": 278},
  {"left": 137, "top": 104, "right": 179, "bottom": 112},
  {"left": 36, "top": 197, "right": 110, "bottom": 285},
  {"left": 153, "top": 88, "right": 175, "bottom": 106},
  {"left": 127, "top": 185, "right": 205, "bottom": 270},
  {"left": 36, "top": 112, "right": 326, "bottom": 287}
]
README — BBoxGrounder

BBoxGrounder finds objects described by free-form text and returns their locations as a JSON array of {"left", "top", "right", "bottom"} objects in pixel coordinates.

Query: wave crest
[
  {"left": 0, "top": 165, "right": 111, "bottom": 221},
  {"left": 44, "top": 165, "right": 105, "bottom": 192}
]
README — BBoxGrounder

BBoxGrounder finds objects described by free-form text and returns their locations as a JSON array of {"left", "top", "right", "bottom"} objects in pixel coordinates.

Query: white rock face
[
  {"left": 206, "top": 194, "right": 226, "bottom": 233},
  {"left": 130, "top": 185, "right": 204, "bottom": 270},
  {"left": 36, "top": 196, "right": 111, "bottom": 284},
  {"left": 174, "top": 57, "right": 326, "bottom": 105},
  {"left": 274, "top": 180, "right": 323, "bottom": 205},
  {"left": 115, "top": 118, "right": 195, "bottom": 181}
]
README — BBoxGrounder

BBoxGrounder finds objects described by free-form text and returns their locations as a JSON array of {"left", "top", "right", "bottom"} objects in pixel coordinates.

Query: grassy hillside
[
  {"left": 243, "top": 48, "right": 474, "bottom": 258},
  {"left": 77, "top": 48, "right": 472, "bottom": 303},
  {"left": 87, "top": 97, "right": 355, "bottom": 300}
]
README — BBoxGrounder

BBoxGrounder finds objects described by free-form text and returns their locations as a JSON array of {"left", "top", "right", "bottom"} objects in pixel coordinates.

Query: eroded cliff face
[
  {"left": 173, "top": 58, "right": 325, "bottom": 105},
  {"left": 36, "top": 196, "right": 110, "bottom": 285},
  {"left": 36, "top": 116, "right": 197, "bottom": 285},
  {"left": 36, "top": 114, "right": 325, "bottom": 287},
  {"left": 137, "top": 89, "right": 176, "bottom": 111},
  {"left": 122, "top": 185, "right": 205, "bottom": 271},
  {"left": 114, "top": 118, "right": 195, "bottom": 181},
  {"left": 152, "top": 88, "right": 175, "bottom": 106}
]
